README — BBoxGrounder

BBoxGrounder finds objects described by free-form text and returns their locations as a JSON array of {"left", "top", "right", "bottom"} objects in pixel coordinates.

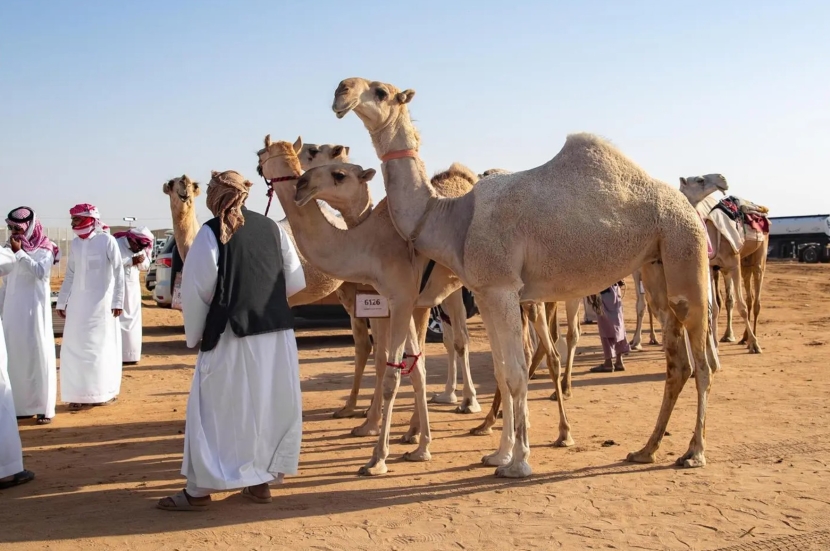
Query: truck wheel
[{"left": 802, "top": 246, "right": 819, "bottom": 264}]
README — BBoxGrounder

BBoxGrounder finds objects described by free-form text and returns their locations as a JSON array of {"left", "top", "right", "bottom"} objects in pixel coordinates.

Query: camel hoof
[
  {"left": 351, "top": 423, "right": 380, "bottom": 437},
  {"left": 550, "top": 389, "right": 572, "bottom": 402},
  {"left": 676, "top": 450, "right": 706, "bottom": 468},
  {"left": 648, "top": 338, "right": 660, "bottom": 346},
  {"left": 748, "top": 342, "right": 763, "bottom": 354},
  {"left": 495, "top": 460, "right": 532, "bottom": 478},
  {"left": 455, "top": 398, "right": 481, "bottom": 414},
  {"left": 357, "top": 459, "right": 388, "bottom": 476},
  {"left": 400, "top": 432, "right": 419, "bottom": 445},
  {"left": 630, "top": 342, "right": 643, "bottom": 351},
  {"left": 430, "top": 392, "right": 459, "bottom": 405},
  {"left": 482, "top": 451, "right": 512, "bottom": 467},
  {"left": 403, "top": 449, "right": 431, "bottom": 462},
  {"left": 469, "top": 424, "right": 493, "bottom": 436},
  {"left": 720, "top": 335, "right": 736, "bottom": 343},
  {"left": 332, "top": 406, "right": 363, "bottom": 419},
  {"left": 626, "top": 449, "right": 656, "bottom": 464},
  {"left": 738, "top": 338, "right": 747, "bottom": 345},
  {"left": 553, "top": 434, "right": 575, "bottom": 448}
]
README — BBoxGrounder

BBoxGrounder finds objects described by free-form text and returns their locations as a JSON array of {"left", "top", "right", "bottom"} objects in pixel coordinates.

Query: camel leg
[
  {"left": 710, "top": 269, "right": 720, "bottom": 352},
  {"left": 738, "top": 266, "right": 753, "bottom": 345},
  {"left": 751, "top": 256, "right": 766, "bottom": 337},
  {"left": 429, "top": 306, "right": 459, "bottom": 405},
  {"left": 334, "top": 315, "right": 372, "bottom": 418},
  {"left": 443, "top": 289, "right": 480, "bottom": 414},
  {"left": 627, "top": 261, "right": 696, "bottom": 464},
  {"left": 553, "top": 299, "right": 581, "bottom": 401},
  {"left": 727, "top": 264, "right": 762, "bottom": 353},
  {"left": 630, "top": 270, "right": 646, "bottom": 350},
  {"left": 531, "top": 302, "right": 573, "bottom": 447},
  {"left": 402, "top": 316, "right": 432, "bottom": 463},
  {"left": 720, "top": 268, "right": 737, "bottom": 342},
  {"left": 358, "top": 300, "right": 421, "bottom": 476},
  {"left": 478, "top": 291, "right": 532, "bottom": 478},
  {"left": 403, "top": 307, "right": 431, "bottom": 444},
  {"left": 351, "top": 318, "right": 387, "bottom": 437}
]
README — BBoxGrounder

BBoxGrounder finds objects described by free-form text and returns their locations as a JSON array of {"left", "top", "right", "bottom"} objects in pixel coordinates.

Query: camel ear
[
  {"left": 193, "top": 182, "right": 201, "bottom": 196},
  {"left": 679, "top": 177, "right": 687, "bottom": 187},
  {"left": 332, "top": 145, "right": 346, "bottom": 158},
  {"left": 360, "top": 168, "right": 376, "bottom": 182},
  {"left": 264, "top": 134, "right": 272, "bottom": 148},
  {"left": 163, "top": 181, "right": 171, "bottom": 194},
  {"left": 293, "top": 136, "right": 303, "bottom": 154},
  {"left": 396, "top": 89, "right": 415, "bottom": 104},
  {"left": 211, "top": 170, "right": 219, "bottom": 179},
  {"left": 344, "top": 146, "right": 350, "bottom": 156}
]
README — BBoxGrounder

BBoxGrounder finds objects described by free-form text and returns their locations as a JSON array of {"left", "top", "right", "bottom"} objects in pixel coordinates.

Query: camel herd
[{"left": 161, "top": 77, "right": 769, "bottom": 479}]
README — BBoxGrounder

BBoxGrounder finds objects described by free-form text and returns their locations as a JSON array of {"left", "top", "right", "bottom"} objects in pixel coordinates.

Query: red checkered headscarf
[
  {"left": 69, "top": 203, "right": 103, "bottom": 239},
  {"left": 5, "top": 206, "right": 60, "bottom": 263}
]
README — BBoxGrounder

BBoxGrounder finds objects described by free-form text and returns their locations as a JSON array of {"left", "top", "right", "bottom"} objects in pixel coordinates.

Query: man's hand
[
  {"left": 10, "top": 236, "right": 21, "bottom": 253},
  {"left": 132, "top": 254, "right": 145, "bottom": 265},
  {"left": 57, "top": 309, "right": 66, "bottom": 319},
  {"left": 112, "top": 309, "right": 123, "bottom": 317}
]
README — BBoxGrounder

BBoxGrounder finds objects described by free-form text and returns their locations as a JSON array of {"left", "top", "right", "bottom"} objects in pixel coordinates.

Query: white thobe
[
  {"left": 117, "top": 238, "right": 150, "bottom": 362},
  {"left": 0, "top": 248, "right": 24, "bottom": 478},
  {"left": 180, "top": 223, "right": 306, "bottom": 494},
  {"left": 0, "top": 248, "right": 57, "bottom": 418},
  {"left": 57, "top": 232, "right": 125, "bottom": 404}
]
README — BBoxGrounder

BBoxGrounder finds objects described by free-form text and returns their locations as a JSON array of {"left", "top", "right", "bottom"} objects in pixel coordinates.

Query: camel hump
[{"left": 431, "top": 162, "right": 478, "bottom": 197}]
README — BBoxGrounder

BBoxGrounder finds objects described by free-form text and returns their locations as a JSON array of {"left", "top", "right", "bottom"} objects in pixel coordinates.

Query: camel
[
  {"left": 629, "top": 268, "right": 660, "bottom": 350},
  {"left": 162, "top": 152, "right": 373, "bottom": 420},
  {"left": 678, "top": 174, "right": 766, "bottom": 353},
  {"left": 333, "top": 77, "right": 719, "bottom": 477},
  {"left": 257, "top": 138, "right": 488, "bottom": 476}
]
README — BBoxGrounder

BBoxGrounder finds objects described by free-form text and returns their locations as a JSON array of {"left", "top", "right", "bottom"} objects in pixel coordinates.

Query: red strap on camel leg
[{"left": 386, "top": 352, "right": 422, "bottom": 376}]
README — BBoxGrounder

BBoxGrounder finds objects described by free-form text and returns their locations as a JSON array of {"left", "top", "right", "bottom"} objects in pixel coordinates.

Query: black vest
[{"left": 200, "top": 207, "right": 294, "bottom": 352}]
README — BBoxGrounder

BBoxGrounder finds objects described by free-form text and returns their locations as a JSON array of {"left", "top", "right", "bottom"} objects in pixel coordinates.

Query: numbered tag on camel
[{"left": 355, "top": 293, "right": 390, "bottom": 318}]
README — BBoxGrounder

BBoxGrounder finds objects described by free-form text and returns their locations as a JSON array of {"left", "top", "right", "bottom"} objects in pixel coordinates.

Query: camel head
[
  {"left": 299, "top": 143, "right": 350, "bottom": 170},
  {"left": 294, "top": 163, "right": 376, "bottom": 209},
  {"left": 332, "top": 78, "right": 416, "bottom": 130},
  {"left": 678, "top": 174, "right": 729, "bottom": 205},
  {"left": 256, "top": 134, "right": 304, "bottom": 184},
  {"left": 162, "top": 175, "right": 201, "bottom": 212}
]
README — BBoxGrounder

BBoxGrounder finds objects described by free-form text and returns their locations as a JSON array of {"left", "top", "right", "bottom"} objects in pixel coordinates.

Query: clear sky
[{"left": 2, "top": 0, "right": 828, "bottom": 229}]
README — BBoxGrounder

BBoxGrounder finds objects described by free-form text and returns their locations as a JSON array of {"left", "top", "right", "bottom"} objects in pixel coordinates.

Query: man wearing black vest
[{"left": 158, "top": 170, "right": 306, "bottom": 512}]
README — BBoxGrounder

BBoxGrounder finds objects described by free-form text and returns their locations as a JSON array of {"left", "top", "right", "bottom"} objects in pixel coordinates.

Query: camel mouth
[
  {"left": 294, "top": 189, "right": 314, "bottom": 207},
  {"left": 178, "top": 193, "right": 191, "bottom": 203},
  {"left": 333, "top": 100, "right": 358, "bottom": 119}
]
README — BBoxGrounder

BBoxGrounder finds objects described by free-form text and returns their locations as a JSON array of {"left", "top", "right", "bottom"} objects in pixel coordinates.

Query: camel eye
[
  {"left": 333, "top": 171, "right": 346, "bottom": 182},
  {"left": 375, "top": 88, "right": 388, "bottom": 101},
  {"left": 309, "top": 148, "right": 319, "bottom": 157},
  {"left": 695, "top": 176, "right": 704, "bottom": 184}
]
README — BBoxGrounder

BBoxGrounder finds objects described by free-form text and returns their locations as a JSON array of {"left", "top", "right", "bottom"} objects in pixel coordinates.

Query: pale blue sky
[{"left": 2, "top": 0, "right": 828, "bottom": 229}]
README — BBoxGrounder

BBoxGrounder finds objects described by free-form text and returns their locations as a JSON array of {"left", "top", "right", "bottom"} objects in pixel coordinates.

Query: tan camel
[
  {"left": 629, "top": 268, "right": 660, "bottom": 349},
  {"left": 162, "top": 175, "right": 202, "bottom": 261},
  {"left": 333, "top": 77, "right": 719, "bottom": 477},
  {"left": 162, "top": 155, "right": 373, "bottom": 420},
  {"left": 679, "top": 174, "right": 765, "bottom": 353},
  {"left": 257, "top": 138, "right": 485, "bottom": 476}
]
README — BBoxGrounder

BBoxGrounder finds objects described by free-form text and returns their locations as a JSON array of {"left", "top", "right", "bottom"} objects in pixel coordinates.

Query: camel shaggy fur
[{"left": 333, "top": 77, "right": 719, "bottom": 478}]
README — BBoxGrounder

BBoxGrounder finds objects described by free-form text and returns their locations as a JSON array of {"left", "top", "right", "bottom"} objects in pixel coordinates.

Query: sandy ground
[{"left": 1, "top": 261, "right": 829, "bottom": 550}]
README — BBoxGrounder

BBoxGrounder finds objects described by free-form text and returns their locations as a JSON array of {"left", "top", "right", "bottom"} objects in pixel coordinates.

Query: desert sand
[{"left": 2, "top": 261, "right": 829, "bottom": 550}]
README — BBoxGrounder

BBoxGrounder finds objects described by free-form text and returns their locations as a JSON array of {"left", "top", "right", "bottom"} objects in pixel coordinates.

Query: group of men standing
[{"left": 1, "top": 204, "right": 154, "bottom": 489}]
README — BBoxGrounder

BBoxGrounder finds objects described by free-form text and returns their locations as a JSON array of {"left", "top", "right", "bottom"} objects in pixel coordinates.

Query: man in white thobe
[
  {"left": 1, "top": 207, "right": 59, "bottom": 424},
  {"left": 157, "top": 170, "right": 305, "bottom": 511},
  {"left": 56, "top": 203, "right": 124, "bottom": 410},
  {"left": 114, "top": 226, "right": 153, "bottom": 364},
  {"left": 0, "top": 246, "right": 36, "bottom": 489}
]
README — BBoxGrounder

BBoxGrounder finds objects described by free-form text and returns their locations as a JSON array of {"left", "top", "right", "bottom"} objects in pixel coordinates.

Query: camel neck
[{"left": 271, "top": 174, "right": 373, "bottom": 284}]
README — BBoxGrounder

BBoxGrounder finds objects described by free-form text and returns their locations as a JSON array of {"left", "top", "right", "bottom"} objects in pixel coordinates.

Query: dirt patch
[{"left": 2, "top": 263, "right": 830, "bottom": 550}]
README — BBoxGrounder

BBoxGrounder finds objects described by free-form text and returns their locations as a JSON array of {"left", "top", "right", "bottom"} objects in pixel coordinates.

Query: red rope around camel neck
[{"left": 381, "top": 149, "right": 418, "bottom": 162}]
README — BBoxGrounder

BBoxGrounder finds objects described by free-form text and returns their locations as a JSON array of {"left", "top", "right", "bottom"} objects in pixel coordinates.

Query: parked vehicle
[
  {"left": 152, "top": 236, "right": 176, "bottom": 307},
  {"left": 426, "top": 288, "right": 478, "bottom": 343},
  {"left": 767, "top": 214, "right": 830, "bottom": 263}
]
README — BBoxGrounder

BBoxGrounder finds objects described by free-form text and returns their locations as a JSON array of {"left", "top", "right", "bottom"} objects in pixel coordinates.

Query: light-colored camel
[
  {"left": 333, "top": 77, "right": 719, "bottom": 477},
  {"left": 257, "top": 138, "right": 483, "bottom": 476},
  {"left": 629, "top": 268, "right": 660, "bottom": 349},
  {"left": 295, "top": 156, "right": 483, "bottom": 415},
  {"left": 679, "top": 174, "right": 765, "bottom": 353},
  {"left": 163, "top": 155, "right": 373, "bottom": 420}
]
